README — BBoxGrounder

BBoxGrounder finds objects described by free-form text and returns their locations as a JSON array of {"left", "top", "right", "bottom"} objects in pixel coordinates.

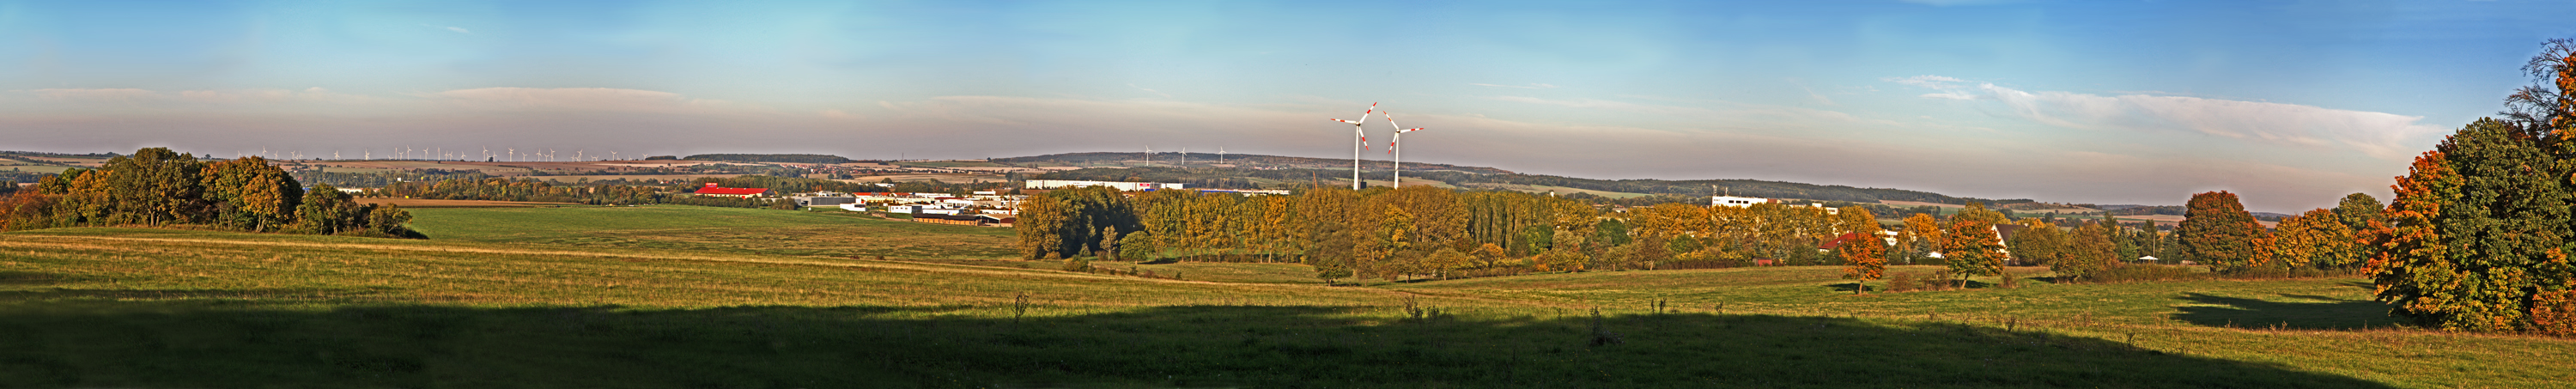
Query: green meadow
[{"left": 0, "top": 205, "right": 2567, "bottom": 387}]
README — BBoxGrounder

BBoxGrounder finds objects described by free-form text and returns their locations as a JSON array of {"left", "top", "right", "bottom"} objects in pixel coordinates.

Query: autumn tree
[
  {"left": 1837, "top": 207, "right": 1886, "bottom": 293},
  {"left": 2330, "top": 193, "right": 2385, "bottom": 264},
  {"left": 1941, "top": 203, "right": 2008, "bottom": 287},
  {"left": 2372, "top": 118, "right": 2575, "bottom": 334},
  {"left": 1898, "top": 213, "right": 1942, "bottom": 265},
  {"left": 2178, "top": 191, "right": 2264, "bottom": 273},
  {"left": 199, "top": 156, "right": 303, "bottom": 232},
  {"left": 2257, "top": 209, "right": 2358, "bottom": 270}
]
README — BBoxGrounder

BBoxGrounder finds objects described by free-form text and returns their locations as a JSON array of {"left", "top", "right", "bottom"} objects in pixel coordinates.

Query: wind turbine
[
  {"left": 1145, "top": 146, "right": 1155, "bottom": 165},
  {"left": 1218, "top": 146, "right": 1226, "bottom": 165},
  {"left": 1328, "top": 102, "right": 1376, "bottom": 190},
  {"left": 1384, "top": 111, "right": 1425, "bottom": 188}
]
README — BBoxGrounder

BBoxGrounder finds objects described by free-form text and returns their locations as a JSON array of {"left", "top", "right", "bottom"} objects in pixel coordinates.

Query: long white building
[{"left": 1024, "top": 179, "right": 1187, "bottom": 191}]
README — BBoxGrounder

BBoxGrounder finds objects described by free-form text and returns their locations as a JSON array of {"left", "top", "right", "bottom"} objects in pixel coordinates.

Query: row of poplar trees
[
  {"left": 0, "top": 148, "right": 416, "bottom": 238},
  {"left": 1019, "top": 185, "right": 1631, "bottom": 281}
]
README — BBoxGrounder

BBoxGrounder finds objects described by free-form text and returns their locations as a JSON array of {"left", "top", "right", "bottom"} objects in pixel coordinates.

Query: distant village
[{"left": 726, "top": 179, "right": 1292, "bottom": 228}]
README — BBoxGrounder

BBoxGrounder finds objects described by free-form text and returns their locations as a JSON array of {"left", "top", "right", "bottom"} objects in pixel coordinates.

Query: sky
[{"left": 3, "top": 0, "right": 2572, "bottom": 212}]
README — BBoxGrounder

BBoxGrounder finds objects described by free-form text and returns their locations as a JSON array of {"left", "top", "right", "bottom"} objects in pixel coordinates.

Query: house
[
  {"left": 693, "top": 183, "right": 769, "bottom": 198},
  {"left": 1818, "top": 233, "right": 1873, "bottom": 250}
]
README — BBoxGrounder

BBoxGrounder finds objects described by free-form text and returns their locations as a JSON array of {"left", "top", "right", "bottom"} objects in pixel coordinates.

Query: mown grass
[
  {"left": 409, "top": 205, "right": 1018, "bottom": 258},
  {"left": 0, "top": 206, "right": 2567, "bottom": 387}
]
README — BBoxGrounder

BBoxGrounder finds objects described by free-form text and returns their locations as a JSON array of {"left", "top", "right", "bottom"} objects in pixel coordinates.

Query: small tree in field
[
  {"left": 1941, "top": 203, "right": 2008, "bottom": 287},
  {"left": 1837, "top": 207, "right": 1886, "bottom": 294}
]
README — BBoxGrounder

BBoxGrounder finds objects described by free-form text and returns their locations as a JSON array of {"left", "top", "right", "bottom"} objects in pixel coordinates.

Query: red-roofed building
[{"left": 693, "top": 182, "right": 769, "bottom": 198}]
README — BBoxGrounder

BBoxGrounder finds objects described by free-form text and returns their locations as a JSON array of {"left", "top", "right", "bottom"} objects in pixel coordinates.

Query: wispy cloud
[
  {"left": 1888, "top": 76, "right": 2445, "bottom": 160},
  {"left": 1470, "top": 82, "right": 1559, "bottom": 89},
  {"left": 1126, "top": 83, "right": 1170, "bottom": 98},
  {"left": 420, "top": 24, "right": 471, "bottom": 33}
]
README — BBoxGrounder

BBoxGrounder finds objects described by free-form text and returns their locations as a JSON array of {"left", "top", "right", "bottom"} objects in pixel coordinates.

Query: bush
[{"left": 2086, "top": 264, "right": 2210, "bottom": 283}]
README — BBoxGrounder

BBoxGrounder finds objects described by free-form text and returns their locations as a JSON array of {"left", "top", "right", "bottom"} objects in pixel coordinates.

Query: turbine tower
[
  {"left": 1384, "top": 112, "right": 1425, "bottom": 188},
  {"left": 1328, "top": 102, "right": 1376, "bottom": 190}
]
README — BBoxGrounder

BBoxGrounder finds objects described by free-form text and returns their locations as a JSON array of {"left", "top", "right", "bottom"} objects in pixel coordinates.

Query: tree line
[
  {"left": 0, "top": 148, "right": 418, "bottom": 238},
  {"left": 1019, "top": 185, "right": 1624, "bottom": 282}
]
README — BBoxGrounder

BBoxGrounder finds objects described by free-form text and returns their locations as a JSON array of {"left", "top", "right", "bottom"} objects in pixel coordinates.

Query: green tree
[
  {"left": 2372, "top": 119, "right": 2574, "bottom": 333},
  {"left": 2007, "top": 219, "right": 2067, "bottom": 267},
  {"left": 1119, "top": 229, "right": 1159, "bottom": 261},
  {"left": 1308, "top": 218, "right": 1357, "bottom": 283},
  {"left": 2057, "top": 219, "right": 2117, "bottom": 282}
]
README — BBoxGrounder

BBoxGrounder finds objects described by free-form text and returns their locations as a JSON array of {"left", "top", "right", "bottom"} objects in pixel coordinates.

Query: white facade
[
  {"left": 1024, "top": 179, "right": 1187, "bottom": 191},
  {"left": 1711, "top": 196, "right": 1771, "bottom": 208}
]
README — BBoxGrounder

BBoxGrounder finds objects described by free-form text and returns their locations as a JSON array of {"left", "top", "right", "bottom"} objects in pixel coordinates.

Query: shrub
[{"left": 2087, "top": 264, "right": 2209, "bottom": 283}]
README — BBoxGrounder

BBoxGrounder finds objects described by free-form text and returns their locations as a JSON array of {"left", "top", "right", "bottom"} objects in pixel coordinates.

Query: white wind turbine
[
  {"left": 1383, "top": 111, "right": 1425, "bottom": 188},
  {"left": 1327, "top": 102, "right": 1376, "bottom": 190}
]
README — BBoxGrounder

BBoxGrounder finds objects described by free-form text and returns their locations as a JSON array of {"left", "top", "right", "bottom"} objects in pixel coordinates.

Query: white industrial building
[
  {"left": 1711, "top": 196, "right": 1772, "bottom": 208},
  {"left": 1024, "top": 179, "right": 1186, "bottom": 191}
]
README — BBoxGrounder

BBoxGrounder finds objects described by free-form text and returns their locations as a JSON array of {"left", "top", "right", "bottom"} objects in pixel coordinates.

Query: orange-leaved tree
[
  {"left": 1899, "top": 213, "right": 1942, "bottom": 265},
  {"left": 1836, "top": 207, "right": 1885, "bottom": 294},
  {"left": 2178, "top": 191, "right": 2264, "bottom": 273},
  {"left": 1941, "top": 203, "right": 2007, "bottom": 287},
  {"left": 2257, "top": 208, "right": 2357, "bottom": 270}
]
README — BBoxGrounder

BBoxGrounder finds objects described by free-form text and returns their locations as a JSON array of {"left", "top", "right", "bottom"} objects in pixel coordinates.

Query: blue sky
[{"left": 4, "top": 0, "right": 2572, "bottom": 211}]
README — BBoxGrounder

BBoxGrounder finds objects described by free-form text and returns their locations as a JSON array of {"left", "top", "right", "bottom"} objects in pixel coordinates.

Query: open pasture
[
  {"left": 356, "top": 198, "right": 583, "bottom": 208},
  {"left": 0, "top": 205, "right": 2565, "bottom": 387},
  {"left": 408, "top": 205, "right": 1019, "bottom": 258}
]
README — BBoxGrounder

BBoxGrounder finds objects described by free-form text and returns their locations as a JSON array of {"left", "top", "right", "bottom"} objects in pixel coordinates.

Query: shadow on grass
[
  {"left": 0, "top": 289, "right": 2396, "bottom": 388},
  {"left": 2172, "top": 293, "right": 2401, "bottom": 331}
]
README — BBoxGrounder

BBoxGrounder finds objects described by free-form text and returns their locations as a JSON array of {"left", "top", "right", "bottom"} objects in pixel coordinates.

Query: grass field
[
  {"left": 0, "top": 205, "right": 2568, "bottom": 387},
  {"left": 355, "top": 198, "right": 583, "bottom": 208},
  {"left": 0, "top": 165, "right": 73, "bottom": 173}
]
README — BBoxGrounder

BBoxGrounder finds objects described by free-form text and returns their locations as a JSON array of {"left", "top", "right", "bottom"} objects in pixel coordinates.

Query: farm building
[{"left": 693, "top": 183, "right": 769, "bottom": 198}]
